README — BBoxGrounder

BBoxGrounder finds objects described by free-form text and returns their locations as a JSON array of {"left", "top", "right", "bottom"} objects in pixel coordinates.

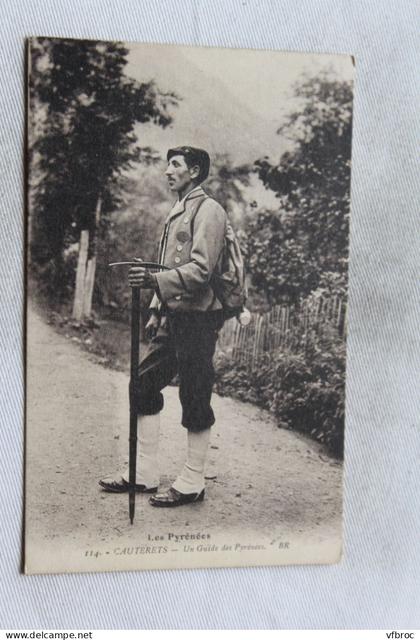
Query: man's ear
[{"left": 189, "top": 164, "right": 200, "bottom": 180}]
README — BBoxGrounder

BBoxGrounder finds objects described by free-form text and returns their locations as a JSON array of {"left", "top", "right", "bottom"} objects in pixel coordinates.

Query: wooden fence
[{"left": 218, "top": 294, "right": 347, "bottom": 371}]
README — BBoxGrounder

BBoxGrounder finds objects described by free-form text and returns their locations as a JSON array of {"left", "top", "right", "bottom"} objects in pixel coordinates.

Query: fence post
[
  {"left": 218, "top": 294, "right": 347, "bottom": 365},
  {"left": 72, "top": 229, "right": 89, "bottom": 321}
]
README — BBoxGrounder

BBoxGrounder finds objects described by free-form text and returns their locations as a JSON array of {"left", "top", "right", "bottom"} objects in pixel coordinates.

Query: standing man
[{"left": 99, "top": 146, "right": 227, "bottom": 507}]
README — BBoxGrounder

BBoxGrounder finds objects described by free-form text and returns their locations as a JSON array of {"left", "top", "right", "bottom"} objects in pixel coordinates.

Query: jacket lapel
[{"left": 165, "top": 186, "right": 207, "bottom": 223}]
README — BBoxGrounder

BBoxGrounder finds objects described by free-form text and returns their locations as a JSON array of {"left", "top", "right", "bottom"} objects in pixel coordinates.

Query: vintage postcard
[{"left": 25, "top": 37, "right": 354, "bottom": 574}]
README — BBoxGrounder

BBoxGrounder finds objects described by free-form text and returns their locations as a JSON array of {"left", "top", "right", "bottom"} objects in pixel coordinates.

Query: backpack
[{"left": 190, "top": 194, "right": 248, "bottom": 318}]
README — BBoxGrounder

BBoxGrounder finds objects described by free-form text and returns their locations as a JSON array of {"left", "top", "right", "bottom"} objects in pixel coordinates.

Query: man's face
[{"left": 165, "top": 155, "right": 198, "bottom": 193}]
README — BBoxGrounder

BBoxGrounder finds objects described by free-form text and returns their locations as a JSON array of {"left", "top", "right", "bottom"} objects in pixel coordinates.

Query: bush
[
  {"left": 214, "top": 331, "right": 346, "bottom": 457},
  {"left": 30, "top": 251, "right": 78, "bottom": 304}
]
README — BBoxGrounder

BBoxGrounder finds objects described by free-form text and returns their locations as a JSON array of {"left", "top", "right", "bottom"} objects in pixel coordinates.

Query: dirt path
[{"left": 25, "top": 306, "right": 342, "bottom": 572}]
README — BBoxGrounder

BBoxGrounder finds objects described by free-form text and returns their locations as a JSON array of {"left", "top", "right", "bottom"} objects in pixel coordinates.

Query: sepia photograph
[{"left": 25, "top": 37, "right": 354, "bottom": 574}]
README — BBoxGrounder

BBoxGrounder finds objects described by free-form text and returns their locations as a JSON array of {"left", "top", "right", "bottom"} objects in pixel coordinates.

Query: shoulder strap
[
  {"left": 187, "top": 195, "right": 218, "bottom": 311},
  {"left": 189, "top": 195, "right": 209, "bottom": 237}
]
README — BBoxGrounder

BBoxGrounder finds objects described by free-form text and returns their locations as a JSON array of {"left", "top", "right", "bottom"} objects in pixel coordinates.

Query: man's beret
[{"left": 167, "top": 146, "right": 210, "bottom": 182}]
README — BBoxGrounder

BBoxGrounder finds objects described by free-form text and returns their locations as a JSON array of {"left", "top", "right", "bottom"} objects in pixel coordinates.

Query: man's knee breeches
[
  {"left": 131, "top": 341, "right": 176, "bottom": 415},
  {"left": 132, "top": 312, "right": 223, "bottom": 431}
]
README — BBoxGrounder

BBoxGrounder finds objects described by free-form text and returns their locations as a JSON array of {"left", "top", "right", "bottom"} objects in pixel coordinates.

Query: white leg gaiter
[
  {"left": 172, "top": 428, "right": 211, "bottom": 495},
  {"left": 123, "top": 413, "right": 160, "bottom": 488}
]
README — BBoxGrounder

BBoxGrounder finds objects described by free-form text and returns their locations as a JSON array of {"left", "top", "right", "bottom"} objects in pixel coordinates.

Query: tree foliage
[
  {"left": 247, "top": 74, "right": 353, "bottom": 304},
  {"left": 29, "top": 37, "right": 177, "bottom": 293},
  {"left": 94, "top": 163, "right": 171, "bottom": 314},
  {"left": 204, "top": 153, "right": 251, "bottom": 228}
]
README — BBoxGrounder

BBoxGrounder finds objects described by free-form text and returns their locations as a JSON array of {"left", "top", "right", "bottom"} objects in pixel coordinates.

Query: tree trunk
[{"left": 72, "top": 229, "right": 89, "bottom": 320}]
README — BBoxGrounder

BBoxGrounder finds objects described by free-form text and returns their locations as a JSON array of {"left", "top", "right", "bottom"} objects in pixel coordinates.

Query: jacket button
[
  {"left": 176, "top": 244, "right": 183, "bottom": 251},
  {"left": 174, "top": 256, "right": 181, "bottom": 264},
  {"left": 184, "top": 218, "right": 189, "bottom": 223}
]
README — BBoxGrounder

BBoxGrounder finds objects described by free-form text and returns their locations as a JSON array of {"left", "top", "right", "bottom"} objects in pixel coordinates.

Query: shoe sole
[
  {"left": 99, "top": 481, "right": 158, "bottom": 494},
  {"left": 149, "top": 490, "right": 205, "bottom": 507}
]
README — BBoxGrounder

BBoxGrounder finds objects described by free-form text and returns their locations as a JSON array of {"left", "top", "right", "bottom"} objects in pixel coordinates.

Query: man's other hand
[
  {"left": 128, "top": 266, "right": 157, "bottom": 289},
  {"left": 145, "top": 312, "right": 160, "bottom": 339}
]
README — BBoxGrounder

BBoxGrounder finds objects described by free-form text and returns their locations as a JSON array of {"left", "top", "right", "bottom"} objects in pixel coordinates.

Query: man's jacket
[{"left": 150, "top": 185, "right": 227, "bottom": 313}]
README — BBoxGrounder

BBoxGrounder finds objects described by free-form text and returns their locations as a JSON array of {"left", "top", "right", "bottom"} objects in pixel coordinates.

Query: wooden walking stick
[{"left": 109, "top": 260, "right": 169, "bottom": 524}]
